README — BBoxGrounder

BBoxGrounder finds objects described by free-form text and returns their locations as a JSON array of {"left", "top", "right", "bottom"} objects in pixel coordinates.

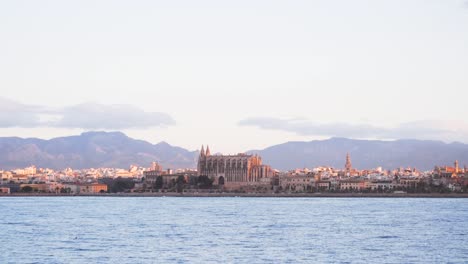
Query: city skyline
[
  {"left": 1, "top": 2, "right": 467, "bottom": 263},
  {"left": 0, "top": 130, "right": 467, "bottom": 171},
  {"left": 1, "top": 0, "right": 468, "bottom": 153}
]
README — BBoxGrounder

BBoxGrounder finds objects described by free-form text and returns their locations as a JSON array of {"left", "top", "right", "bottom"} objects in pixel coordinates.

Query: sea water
[{"left": 1, "top": 197, "right": 467, "bottom": 263}]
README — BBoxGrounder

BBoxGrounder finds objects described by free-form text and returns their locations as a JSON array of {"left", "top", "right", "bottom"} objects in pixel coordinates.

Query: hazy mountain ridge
[
  {"left": 1, "top": 133, "right": 467, "bottom": 171},
  {"left": 0, "top": 131, "right": 198, "bottom": 170},
  {"left": 248, "top": 137, "right": 468, "bottom": 171}
]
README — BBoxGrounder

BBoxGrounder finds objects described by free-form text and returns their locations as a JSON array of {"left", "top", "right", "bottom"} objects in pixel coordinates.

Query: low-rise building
[
  {"left": 368, "top": 181, "right": 396, "bottom": 191},
  {"left": 315, "top": 181, "right": 331, "bottom": 191},
  {"left": 340, "top": 180, "right": 367, "bottom": 191},
  {"left": 280, "top": 175, "right": 314, "bottom": 192},
  {"left": 78, "top": 183, "right": 108, "bottom": 194},
  {"left": 399, "top": 177, "right": 423, "bottom": 189},
  {"left": 62, "top": 183, "right": 108, "bottom": 194}
]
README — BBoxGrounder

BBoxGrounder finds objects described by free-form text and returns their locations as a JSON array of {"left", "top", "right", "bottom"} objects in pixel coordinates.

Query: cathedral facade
[{"left": 197, "top": 145, "right": 273, "bottom": 188}]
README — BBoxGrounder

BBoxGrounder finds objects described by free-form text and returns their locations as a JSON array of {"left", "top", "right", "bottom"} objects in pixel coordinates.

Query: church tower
[
  {"left": 206, "top": 145, "right": 211, "bottom": 156},
  {"left": 345, "top": 153, "right": 352, "bottom": 172},
  {"left": 455, "top": 160, "right": 459, "bottom": 173},
  {"left": 200, "top": 145, "right": 205, "bottom": 157},
  {"left": 197, "top": 145, "right": 205, "bottom": 175}
]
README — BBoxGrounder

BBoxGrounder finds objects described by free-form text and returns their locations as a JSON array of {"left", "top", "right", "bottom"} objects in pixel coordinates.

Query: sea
[{"left": 0, "top": 197, "right": 467, "bottom": 263}]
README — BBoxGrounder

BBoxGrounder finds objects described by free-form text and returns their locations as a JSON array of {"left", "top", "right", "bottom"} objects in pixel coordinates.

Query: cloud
[
  {"left": 0, "top": 97, "right": 175, "bottom": 129},
  {"left": 239, "top": 117, "right": 468, "bottom": 142},
  {"left": 0, "top": 97, "right": 44, "bottom": 128},
  {"left": 53, "top": 103, "right": 175, "bottom": 129}
]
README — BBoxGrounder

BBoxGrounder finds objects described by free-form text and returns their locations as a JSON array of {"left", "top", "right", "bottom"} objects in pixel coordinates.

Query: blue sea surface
[{"left": 0, "top": 197, "right": 467, "bottom": 263}]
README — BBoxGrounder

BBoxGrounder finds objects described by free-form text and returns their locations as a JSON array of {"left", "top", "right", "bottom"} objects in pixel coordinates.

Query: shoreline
[{"left": 1, "top": 192, "right": 468, "bottom": 198}]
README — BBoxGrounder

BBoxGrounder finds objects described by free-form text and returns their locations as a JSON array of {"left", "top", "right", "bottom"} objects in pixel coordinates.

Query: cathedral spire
[
  {"left": 200, "top": 145, "right": 205, "bottom": 157},
  {"left": 206, "top": 145, "right": 211, "bottom": 156}
]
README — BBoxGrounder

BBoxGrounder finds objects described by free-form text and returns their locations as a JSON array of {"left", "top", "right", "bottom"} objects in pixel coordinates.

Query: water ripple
[{"left": 0, "top": 197, "right": 467, "bottom": 263}]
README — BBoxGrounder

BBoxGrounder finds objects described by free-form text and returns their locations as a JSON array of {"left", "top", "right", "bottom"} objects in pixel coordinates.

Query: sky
[{"left": 0, "top": 0, "right": 467, "bottom": 153}]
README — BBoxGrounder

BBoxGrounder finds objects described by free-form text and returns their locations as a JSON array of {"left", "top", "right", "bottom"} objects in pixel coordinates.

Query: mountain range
[
  {"left": 0, "top": 131, "right": 197, "bottom": 170},
  {"left": 248, "top": 137, "right": 468, "bottom": 171},
  {"left": 0, "top": 132, "right": 467, "bottom": 171}
]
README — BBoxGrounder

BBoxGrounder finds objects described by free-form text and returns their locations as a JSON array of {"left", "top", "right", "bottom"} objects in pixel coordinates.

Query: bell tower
[{"left": 345, "top": 153, "right": 352, "bottom": 172}]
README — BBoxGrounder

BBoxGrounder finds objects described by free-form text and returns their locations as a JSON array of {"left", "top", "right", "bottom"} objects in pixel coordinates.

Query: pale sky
[{"left": 1, "top": 0, "right": 467, "bottom": 153}]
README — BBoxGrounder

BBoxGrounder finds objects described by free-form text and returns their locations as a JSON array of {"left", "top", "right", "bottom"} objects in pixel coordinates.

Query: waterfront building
[
  {"left": 144, "top": 172, "right": 196, "bottom": 188},
  {"left": 315, "top": 180, "right": 331, "bottom": 191},
  {"left": 279, "top": 174, "right": 314, "bottom": 192},
  {"left": 62, "top": 183, "right": 108, "bottom": 194},
  {"left": 197, "top": 145, "right": 274, "bottom": 188},
  {"left": 368, "top": 181, "right": 396, "bottom": 191},
  {"left": 398, "top": 177, "right": 424, "bottom": 190},
  {"left": 340, "top": 180, "right": 367, "bottom": 191},
  {"left": 77, "top": 183, "right": 108, "bottom": 194}
]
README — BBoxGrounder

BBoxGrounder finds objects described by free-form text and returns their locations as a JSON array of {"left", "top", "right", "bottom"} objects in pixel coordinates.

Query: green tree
[
  {"left": 154, "top": 176, "right": 163, "bottom": 189},
  {"left": 197, "top": 175, "right": 213, "bottom": 189},
  {"left": 21, "top": 186, "right": 33, "bottom": 193},
  {"left": 175, "top": 175, "right": 186, "bottom": 193},
  {"left": 112, "top": 180, "right": 135, "bottom": 193},
  {"left": 176, "top": 175, "right": 186, "bottom": 184}
]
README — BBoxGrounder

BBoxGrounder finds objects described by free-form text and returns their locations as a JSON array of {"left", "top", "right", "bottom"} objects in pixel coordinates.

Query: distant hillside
[
  {"left": 1, "top": 133, "right": 467, "bottom": 171},
  {"left": 248, "top": 138, "right": 468, "bottom": 171},
  {"left": 0, "top": 131, "right": 198, "bottom": 170}
]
